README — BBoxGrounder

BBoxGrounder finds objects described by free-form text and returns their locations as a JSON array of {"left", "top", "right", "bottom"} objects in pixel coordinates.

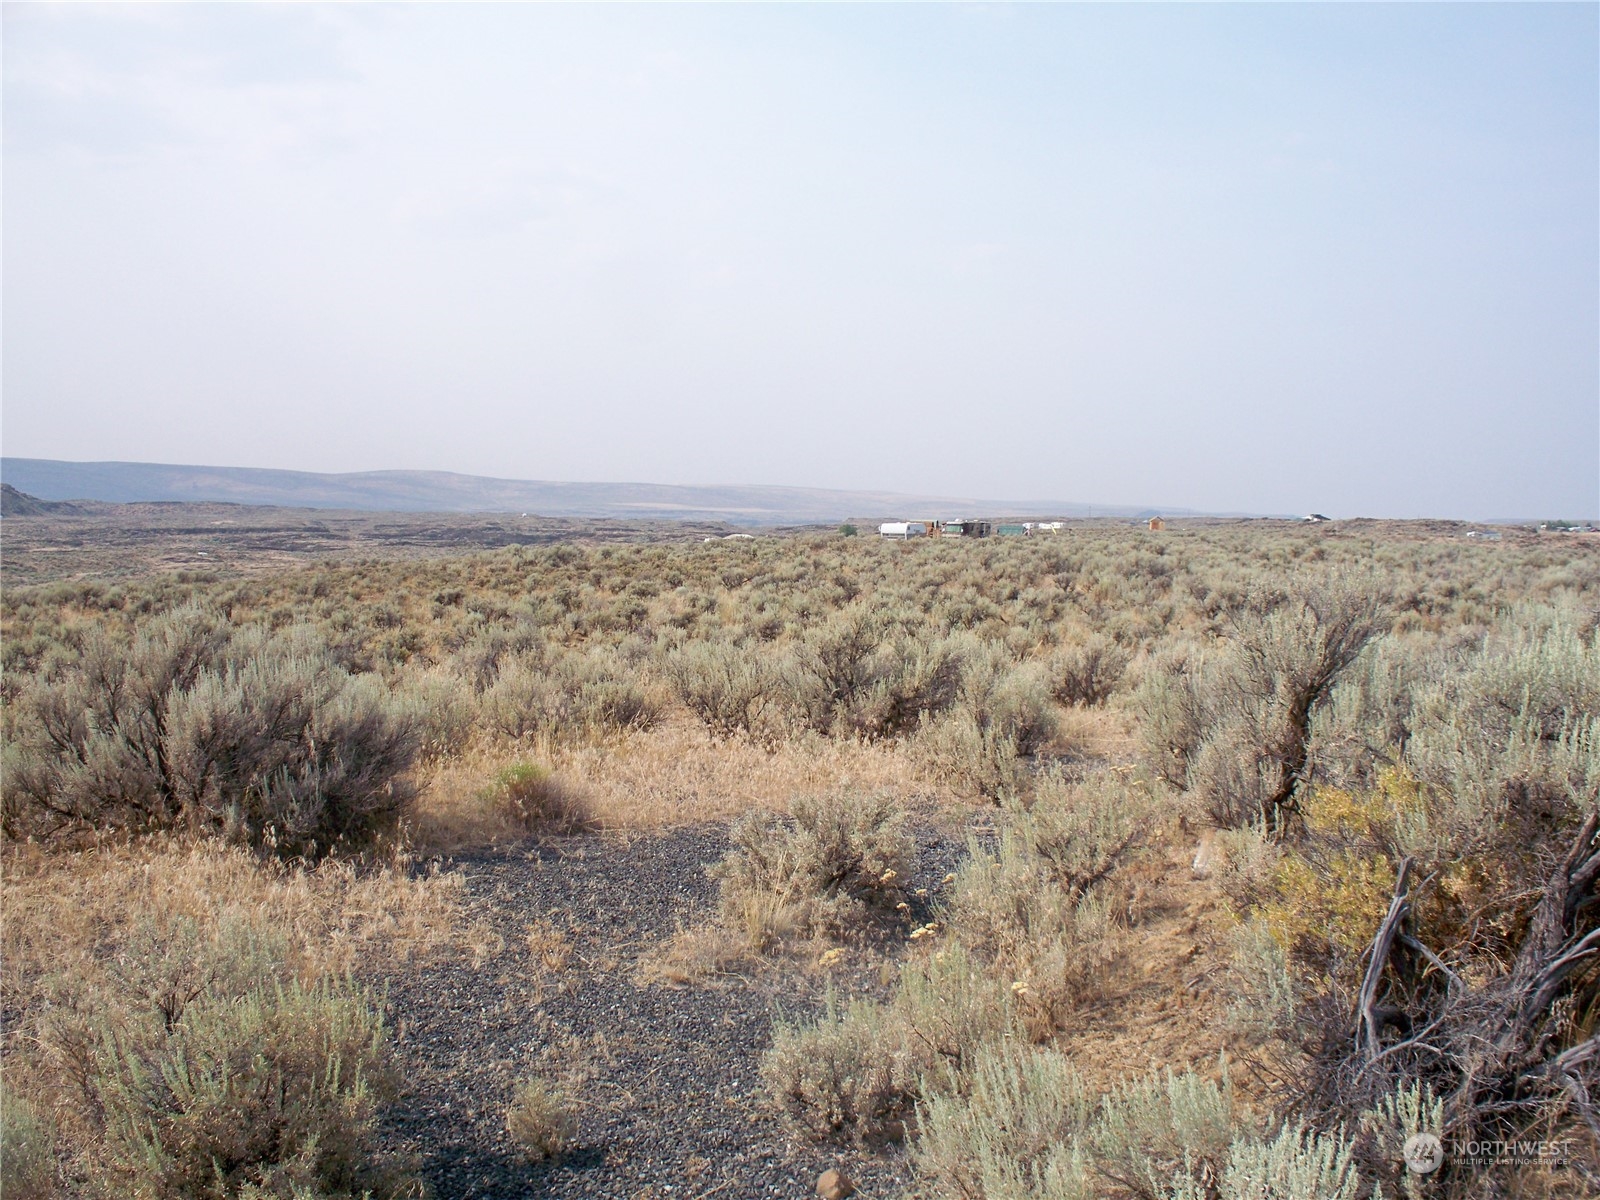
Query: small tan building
[{"left": 1148, "top": 516, "right": 1166, "bottom": 531}]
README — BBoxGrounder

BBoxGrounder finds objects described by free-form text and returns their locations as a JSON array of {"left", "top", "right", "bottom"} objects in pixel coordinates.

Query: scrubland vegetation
[{"left": 3, "top": 521, "right": 1597, "bottom": 1197}]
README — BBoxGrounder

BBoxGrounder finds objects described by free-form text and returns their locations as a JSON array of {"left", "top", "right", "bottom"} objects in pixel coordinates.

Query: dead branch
[{"left": 1358, "top": 857, "right": 1413, "bottom": 1062}]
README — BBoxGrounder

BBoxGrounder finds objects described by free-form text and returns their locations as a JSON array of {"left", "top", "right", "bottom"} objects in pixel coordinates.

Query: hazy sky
[{"left": 4, "top": 3, "right": 1596, "bottom": 519}]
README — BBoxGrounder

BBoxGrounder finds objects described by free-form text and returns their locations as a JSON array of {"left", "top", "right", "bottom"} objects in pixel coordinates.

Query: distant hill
[
  {"left": 1, "top": 459, "right": 1175, "bottom": 525},
  {"left": 0, "top": 483, "right": 84, "bottom": 517}
]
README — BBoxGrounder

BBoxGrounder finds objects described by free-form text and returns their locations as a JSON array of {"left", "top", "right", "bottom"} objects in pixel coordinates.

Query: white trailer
[{"left": 878, "top": 522, "right": 927, "bottom": 540}]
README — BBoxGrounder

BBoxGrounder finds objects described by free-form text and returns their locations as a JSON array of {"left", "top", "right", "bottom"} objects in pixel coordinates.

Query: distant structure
[
  {"left": 1304, "top": 514, "right": 1332, "bottom": 523},
  {"left": 876, "top": 519, "right": 1031, "bottom": 540},
  {"left": 1147, "top": 516, "right": 1166, "bottom": 531},
  {"left": 878, "top": 521, "right": 928, "bottom": 540},
  {"left": 939, "top": 519, "right": 992, "bottom": 539}
]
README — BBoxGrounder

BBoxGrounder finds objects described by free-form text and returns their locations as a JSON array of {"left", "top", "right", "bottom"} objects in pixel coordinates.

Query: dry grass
[
  {"left": 1045, "top": 844, "right": 1248, "bottom": 1097},
  {"left": 545, "top": 712, "right": 928, "bottom": 827},
  {"left": 1052, "top": 701, "right": 1140, "bottom": 766},
  {"left": 634, "top": 922, "right": 752, "bottom": 986},
  {"left": 404, "top": 714, "right": 928, "bottom": 843},
  {"left": 524, "top": 918, "right": 573, "bottom": 972},
  {"left": 505, "top": 1074, "right": 578, "bottom": 1161},
  {"left": 406, "top": 743, "right": 590, "bottom": 852},
  {"left": 1, "top": 837, "right": 492, "bottom": 1024}
]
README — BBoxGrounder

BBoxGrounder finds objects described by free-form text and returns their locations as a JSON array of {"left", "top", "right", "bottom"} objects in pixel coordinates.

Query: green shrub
[
  {"left": 1355, "top": 1080, "right": 1443, "bottom": 1199},
  {"left": 891, "top": 942, "right": 1018, "bottom": 1096},
  {"left": 961, "top": 648, "right": 1058, "bottom": 758},
  {"left": 1015, "top": 769, "right": 1151, "bottom": 898},
  {"left": 1091, "top": 1063, "right": 1239, "bottom": 1194},
  {"left": 912, "top": 1042, "right": 1094, "bottom": 1200},
  {"left": 484, "top": 647, "right": 660, "bottom": 741},
  {"left": 1168, "top": 1123, "right": 1363, "bottom": 1200},
  {"left": 914, "top": 709, "right": 1027, "bottom": 802},
  {"left": 945, "top": 835, "right": 1124, "bottom": 1040},
  {"left": 1133, "top": 645, "right": 1210, "bottom": 791},
  {"left": 911, "top": 1049, "right": 1240, "bottom": 1200},
  {"left": 398, "top": 666, "right": 478, "bottom": 760},
  {"left": 105, "top": 912, "right": 288, "bottom": 1034},
  {"left": 912, "top": 646, "right": 1059, "bottom": 802},
  {"left": 486, "top": 762, "right": 587, "bottom": 832},
  {"left": 25, "top": 907, "right": 413, "bottom": 1200},
  {"left": 760, "top": 942, "right": 1016, "bottom": 1147},
  {"left": 1402, "top": 611, "right": 1600, "bottom": 843},
  {"left": 791, "top": 609, "right": 965, "bottom": 739},
  {"left": 1223, "top": 918, "right": 1298, "bottom": 1042},
  {"left": 169, "top": 664, "right": 420, "bottom": 857},
  {"left": 1139, "top": 578, "right": 1385, "bottom": 829}
]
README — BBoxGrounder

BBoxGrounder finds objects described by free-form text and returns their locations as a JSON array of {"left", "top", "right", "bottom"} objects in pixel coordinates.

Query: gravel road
[{"left": 381, "top": 824, "right": 964, "bottom": 1199}]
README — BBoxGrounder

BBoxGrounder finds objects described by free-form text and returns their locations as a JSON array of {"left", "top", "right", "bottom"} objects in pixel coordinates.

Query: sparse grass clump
[
  {"left": 0, "top": 1092, "right": 57, "bottom": 1200},
  {"left": 505, "top": 1075, "right": 577, "bottom": 1161}
]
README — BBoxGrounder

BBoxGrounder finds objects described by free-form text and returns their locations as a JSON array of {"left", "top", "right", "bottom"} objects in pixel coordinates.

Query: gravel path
[{"left": 381, "top": 824, "right": 965, "bottom": 1199}]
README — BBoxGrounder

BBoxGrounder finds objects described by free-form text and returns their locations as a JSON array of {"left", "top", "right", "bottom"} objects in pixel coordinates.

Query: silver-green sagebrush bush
[
  {"left": 1137, "top": 575, "right": 1385, "bottom": 829},
  {"left": 482, "top": 644, "right": 660, "bottom": 742},
  {"left": 3, "top": 609, "right": 420, "bottom": 858},
  {"left": 762, "top": 990, "right": 919, "bottom": 1145},
  {"left": 1048, "top": 633, "right": 1131, "bottom": 708},
  {"left": 944, "top": 832, "right": 1124, "bottom": 1042},
  {"left": 1167, "top": 1122, "right": 1365, "bottom": 1200},
  {"left": 912, "top": 644, "right": 1059, "bottom": 802},
  {"left": 714, "top": 791, "right": 910, "bottom": 949},
  {"left": 762, "top": 944, "right": 1013, "bottom": 1145},
  {"left": 84, "top": 978, "right": 405, "bottom": 1200},
  {"left": 38, "top": 913, "right": 413, "bottom": 1200},
  {"left": 789, "top": 606, "right": 965, "bottom": 739},
  {"left": 912, "top": 1045, "right": 1243, "bottom": 1200},
  {"left": 662, "top": 638, "right": 789, "bottom": 742}
]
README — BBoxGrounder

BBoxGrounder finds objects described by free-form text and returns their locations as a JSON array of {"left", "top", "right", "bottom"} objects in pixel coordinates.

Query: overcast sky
[{"left": 3, "top": 3, "right": 1596, "bottom": 519}]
